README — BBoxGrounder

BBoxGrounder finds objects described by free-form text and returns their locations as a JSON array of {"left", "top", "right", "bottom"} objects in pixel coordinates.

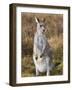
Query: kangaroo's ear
[
  {"left": 35, "top": 17, "right": 39, "bottom": 23},
  {"left": 41, "top": 18, "right": 45, "bottom": 22}
]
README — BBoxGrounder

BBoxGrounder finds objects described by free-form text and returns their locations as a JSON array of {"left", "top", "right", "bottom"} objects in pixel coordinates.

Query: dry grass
[{"left": 21, "top": 13, "right": 63, "bottom": 77}]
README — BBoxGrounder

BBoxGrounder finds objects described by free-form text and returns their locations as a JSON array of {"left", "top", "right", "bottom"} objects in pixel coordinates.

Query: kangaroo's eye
[
  {"left": 35, "top": 56, "right": 38, "bottom": 60},
  {"left": 40, "top": 25, "right": 43, "bottom": 27}
]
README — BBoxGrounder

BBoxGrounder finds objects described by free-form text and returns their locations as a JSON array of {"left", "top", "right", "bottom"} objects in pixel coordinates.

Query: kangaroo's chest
[{"left": 34, "top": 34, "right": 47, "bottom": 52}]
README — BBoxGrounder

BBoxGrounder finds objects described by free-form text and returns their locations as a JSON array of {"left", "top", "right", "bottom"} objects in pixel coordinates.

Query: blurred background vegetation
[{"left": 21, "top": 13, "right": 63, "bottom": 77}]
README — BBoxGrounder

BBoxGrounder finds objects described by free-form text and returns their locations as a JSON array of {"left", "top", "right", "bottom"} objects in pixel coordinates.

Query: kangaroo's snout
[{"left": 43, "top": 29, "right": 45, "bottom": 32}]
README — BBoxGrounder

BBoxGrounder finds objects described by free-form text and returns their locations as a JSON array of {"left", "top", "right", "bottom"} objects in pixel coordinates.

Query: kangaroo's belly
[
  {"left": 35, "top": 57, "right": 48, "bottom": 72},
  {"left": 36, "top": 63, "right": 47, "bottom": 72}
]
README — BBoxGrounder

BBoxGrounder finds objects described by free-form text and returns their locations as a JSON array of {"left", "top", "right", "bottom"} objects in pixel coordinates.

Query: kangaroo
[{"left": 33, "top": 17, "right": 54, "bottom": 76}]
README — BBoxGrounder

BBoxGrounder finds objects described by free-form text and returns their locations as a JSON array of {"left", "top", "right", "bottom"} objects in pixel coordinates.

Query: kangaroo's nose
[{"left": 43, "top": 29, "right": 45, "bottom": 32}]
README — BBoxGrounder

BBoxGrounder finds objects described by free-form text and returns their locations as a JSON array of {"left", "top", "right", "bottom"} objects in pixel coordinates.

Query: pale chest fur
[{"left": 33, "top": 32, "right": 47, "bottom": 56}]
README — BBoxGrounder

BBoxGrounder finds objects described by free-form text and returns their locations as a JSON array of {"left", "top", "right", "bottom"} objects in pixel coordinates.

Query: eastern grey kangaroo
[{"left": 33, "top": 17, "right": 54, "bottom": 76}]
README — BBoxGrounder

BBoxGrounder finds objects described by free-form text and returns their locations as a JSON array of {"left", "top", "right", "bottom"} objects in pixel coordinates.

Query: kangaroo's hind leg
[{"left": 33, "top": 55, "right": 39, "bottom": 76}]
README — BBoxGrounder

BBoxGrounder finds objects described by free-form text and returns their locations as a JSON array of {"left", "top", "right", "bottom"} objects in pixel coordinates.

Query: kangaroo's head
[{"left": 35, "top": 17, "right": 45, "bottom": 34}]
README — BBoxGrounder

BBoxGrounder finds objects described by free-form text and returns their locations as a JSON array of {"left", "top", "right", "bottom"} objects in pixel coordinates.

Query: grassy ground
[{"left": 21, "top": 13, "right": 63, "bottom": 77}]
